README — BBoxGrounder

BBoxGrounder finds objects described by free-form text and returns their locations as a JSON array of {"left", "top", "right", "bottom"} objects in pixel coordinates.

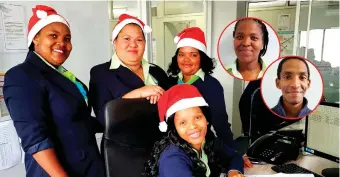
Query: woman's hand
[
  {"left": 138, "top": 86, "right": 164, "bottom": 104},
  {"left": 146, "top": 95, "right": 160, "bottom": 104},
  {"left": 123, "top": 85, "right": 164, "bottom": 103},
  {"left": 227, "top": 170, "right": 244, "bottom": 177},
  {"left": 138, "top": 85, "right": 164, "bottom": 98},
  {"left": 243, "top": 155, "right": 254, "bottom": 168}
]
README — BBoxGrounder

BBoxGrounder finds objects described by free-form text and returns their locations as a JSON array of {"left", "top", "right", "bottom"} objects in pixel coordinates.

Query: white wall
[{"left": 0, "top": 1, "right": 110, "bottom": 176}]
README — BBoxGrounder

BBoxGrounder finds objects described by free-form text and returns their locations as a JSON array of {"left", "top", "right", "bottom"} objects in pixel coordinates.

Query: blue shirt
[{"left": 271, "top": 96, "right": 311, "bottom": 118}]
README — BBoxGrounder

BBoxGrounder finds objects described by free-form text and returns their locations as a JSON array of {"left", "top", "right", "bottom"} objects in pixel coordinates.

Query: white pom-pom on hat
[
  {"left": 159, "top": 121, "right": 168, "bottom": 132},
  {"left": 174, "top": 36, "right": 180, "bottom": 43},
  {"left": 143, "top": 25, "right": 152, "bottom": 33},
  {"left": 36, "top": 10, "right": 47, "bottom": 19}
]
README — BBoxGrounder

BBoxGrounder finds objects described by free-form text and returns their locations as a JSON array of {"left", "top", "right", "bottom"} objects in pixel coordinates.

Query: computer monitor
[{"left": 305, "top": 102, "right": 339, "bottom": 176}]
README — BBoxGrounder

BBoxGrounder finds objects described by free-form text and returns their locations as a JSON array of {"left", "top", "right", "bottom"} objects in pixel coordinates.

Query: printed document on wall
[
  {"left": 0, "top": 120, "right": 22, "bottom": 170},
  {"left": 0, "top": 3, "right": 27, "bottom": 52}
]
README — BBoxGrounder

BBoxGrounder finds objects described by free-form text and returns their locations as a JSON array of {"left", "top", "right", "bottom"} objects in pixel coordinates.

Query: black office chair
[
  {"left": 236, "top": 80, "right": 299, "bottom": 152},
  {"left": 103, "top": 99, "right": 163, "bottom": 177}
]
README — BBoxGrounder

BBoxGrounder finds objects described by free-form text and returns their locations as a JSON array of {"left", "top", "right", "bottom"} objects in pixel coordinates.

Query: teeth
[
  {"left": 190, "top": 132, "right": 200, "bottom": 138},
  {"left": 54, "top": 49, "right": 63, "bottom": 53}
]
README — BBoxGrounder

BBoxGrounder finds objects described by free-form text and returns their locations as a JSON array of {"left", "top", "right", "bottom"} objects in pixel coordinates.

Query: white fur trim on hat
[
  {"left": 112, "top": 19, "right": 152, "bottom": 41},
  {"left": 165, "top": 97, "right": 208, "bottom": 121},
  {"left": 27, "top": 14, "right": 69, "bottom": 47},
  {"left": 177, "top": 38, "right": 207, "bottom": 54},
  {"left": 159, "top": 121, "right": 168, "bottom": 132}
]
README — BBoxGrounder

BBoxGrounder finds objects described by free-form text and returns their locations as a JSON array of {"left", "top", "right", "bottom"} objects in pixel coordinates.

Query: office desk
[{"left": 245, "top": 154, "right": 339, "bottom": 175}]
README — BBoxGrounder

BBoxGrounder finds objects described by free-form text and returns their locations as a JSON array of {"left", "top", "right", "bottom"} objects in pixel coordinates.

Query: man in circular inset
[{"left": 272, "top": 57, "right": 311, "bottom": 118}]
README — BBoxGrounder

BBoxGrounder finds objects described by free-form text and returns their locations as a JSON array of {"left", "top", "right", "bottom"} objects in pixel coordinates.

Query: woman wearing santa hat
[
  {"left": 144, "top": 84, "right": 244, "bottom": 177},
  {"left": 3, "top": 5, "right": 105, "bottom": 177},
  {"left": 89, "top": 14, "right": 170, "bottom": 129},
  {"left": 167, "top": 27, "right": 253, "bottom": 168}
]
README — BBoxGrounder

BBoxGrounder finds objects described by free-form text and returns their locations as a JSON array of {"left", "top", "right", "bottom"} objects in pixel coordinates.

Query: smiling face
[
  {"left": 177, "top": 47, "right": 201, "bottom": 76},
  {"left": 233, "top": 19, "right": 264, "bottom": 65},
  {"left": 174, "top": 106, "right": 208, "bottom": 151},
  {"left": 276, "top": 59, "right": 311, "bottom": 106},
  {"left": 114, "top": 24, "right": 145, "bottom": 65},
  {"left": 33, "top": 22, "right": 72, "bottom": 67}
]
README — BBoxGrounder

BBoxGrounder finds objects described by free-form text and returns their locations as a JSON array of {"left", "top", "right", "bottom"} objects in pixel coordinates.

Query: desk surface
[{"left": 245, "top": 154, "right": 339, "bottom": 176}]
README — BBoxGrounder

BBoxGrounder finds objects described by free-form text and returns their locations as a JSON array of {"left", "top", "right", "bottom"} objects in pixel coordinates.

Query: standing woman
[
  {"left": 226, "top": 18, "right": 269, "bottom": 81},
  {"left": 3, "top": 5, "right": 105, "bottom": 177},
  {"left": 167, "top": 27, "right": 236, "bottom": 150},
  {"left": 89, "top": 14, "right": 170, "bottom": 128}
]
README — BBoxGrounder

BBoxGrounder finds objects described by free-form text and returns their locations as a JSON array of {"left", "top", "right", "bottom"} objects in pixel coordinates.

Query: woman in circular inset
[{"left": 226, "top": 18, "right": 269, "bottom": 81}]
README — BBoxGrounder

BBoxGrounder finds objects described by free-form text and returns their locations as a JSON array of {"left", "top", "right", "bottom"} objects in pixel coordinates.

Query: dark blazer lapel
[
  {"left": 26, "top": 52, "right": 84, "bottom": 102},
  {"left": 112, "top": 65, "right": 145, "bottom": 89},
  {"left": 149, "top": 65, "right": 171, "bottom": 90}
]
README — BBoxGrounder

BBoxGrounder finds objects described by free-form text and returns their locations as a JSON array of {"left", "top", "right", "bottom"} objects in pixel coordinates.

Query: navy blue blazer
[
  {"left": 3, "top": 52, "right": 105, "bottom": 177},
  {"left": 169, "top": 75, "right": 236, "bottom": 149},
  {"left": 158, "top": 142, "right": 244, "bottom": 177},
  {"left": 89, "top": 61, "right": 170, "bottom": 128}
]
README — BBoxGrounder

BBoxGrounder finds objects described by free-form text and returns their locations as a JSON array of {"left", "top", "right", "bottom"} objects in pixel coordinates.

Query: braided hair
[{"left": 233, "top": 18, "right": 269, "bottom": 58}]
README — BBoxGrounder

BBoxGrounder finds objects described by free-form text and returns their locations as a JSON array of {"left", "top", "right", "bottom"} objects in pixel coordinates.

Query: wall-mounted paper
[
  {"left": 0, "top": 3, "right": 27, "bottom": 53},
  {"left": 0, "top": 120, "right": 22, "bottom": 170}
]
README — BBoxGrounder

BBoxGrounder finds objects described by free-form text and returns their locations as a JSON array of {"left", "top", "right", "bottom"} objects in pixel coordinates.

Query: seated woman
[
  {"left": 225, "top": 18, "right": 269, "bottom": 81},
  {"left": 144, "top": 84, "right": 244, "bottom": 177}
]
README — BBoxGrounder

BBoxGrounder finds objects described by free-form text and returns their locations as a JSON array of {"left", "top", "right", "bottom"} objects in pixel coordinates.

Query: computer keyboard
[{"left": 271, "top": 163, "right": 323, "bottom": 177}]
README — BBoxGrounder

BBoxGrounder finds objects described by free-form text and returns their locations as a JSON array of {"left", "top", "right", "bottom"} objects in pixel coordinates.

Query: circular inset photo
[
  {"left": 217, "top": 17, "right": 280, "bottom": 81},
  {"left": 261, "top": 56, "right": 324, "bottom": 120}
]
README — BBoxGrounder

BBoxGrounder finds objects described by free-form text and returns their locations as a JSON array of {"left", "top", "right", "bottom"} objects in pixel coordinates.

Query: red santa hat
[
  {"left": 27, "top": 5, "right": 69, "bottom": 47},
  {"left": 112, "top": 13, "right": 152, "bottom": 41},
  {"left": 157, "top": 84, "right": 209, "bottom": 132},
  {"left": 174, "top": 27, "right": 207, "bottom": 54}
]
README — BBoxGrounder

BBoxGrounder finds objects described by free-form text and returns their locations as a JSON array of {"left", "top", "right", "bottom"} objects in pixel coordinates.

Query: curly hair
[
  {"left": 143, "top": 107, "right": 223, "bottom": 177},
  {"left": 167, "top": 48, "right": 216, "bottom": 78},
  {"left": 233, "top": 18, "right": 269, "bottom": 58}
]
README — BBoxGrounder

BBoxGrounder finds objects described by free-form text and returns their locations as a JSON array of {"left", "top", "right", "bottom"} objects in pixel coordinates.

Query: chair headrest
[{"left": 104, "top": 98, "right": 161, "bottom": 149}]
